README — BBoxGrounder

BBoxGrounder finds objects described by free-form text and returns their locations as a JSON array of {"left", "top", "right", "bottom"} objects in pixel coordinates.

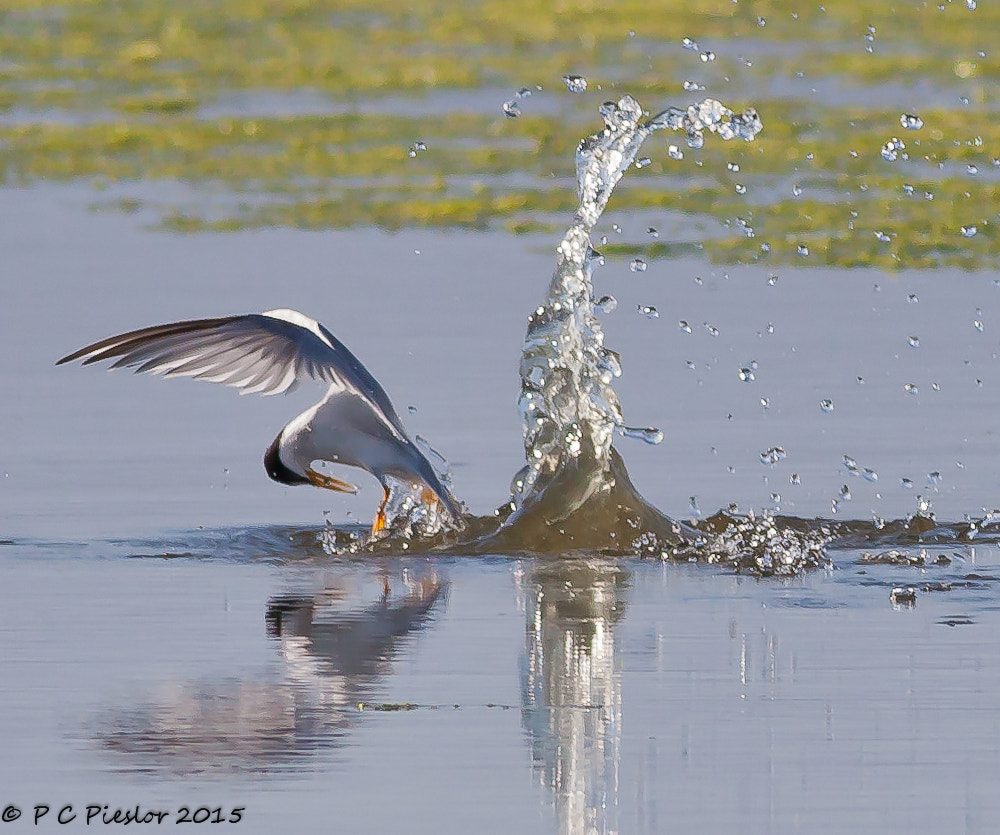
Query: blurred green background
[{"left": 2, "top": 0, "right": 998, "bottom": 267}]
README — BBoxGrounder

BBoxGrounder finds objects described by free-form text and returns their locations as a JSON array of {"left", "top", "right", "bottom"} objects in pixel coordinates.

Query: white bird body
[{"left": 58, "top": 308, "right": 461, "bottom": 528}]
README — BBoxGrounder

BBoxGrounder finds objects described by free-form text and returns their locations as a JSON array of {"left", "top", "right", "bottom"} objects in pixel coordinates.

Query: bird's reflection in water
[
  {"left": 519, "top": 559, "right": 630, "bottom": 835},
  {"left": 100, "top": 568, "right": 446, "bottom": 774}
]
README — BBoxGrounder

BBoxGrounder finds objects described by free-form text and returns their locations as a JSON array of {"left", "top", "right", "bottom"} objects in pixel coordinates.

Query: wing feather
[{"left": 57, "top": 312, "right": 404, "bottom": 424}]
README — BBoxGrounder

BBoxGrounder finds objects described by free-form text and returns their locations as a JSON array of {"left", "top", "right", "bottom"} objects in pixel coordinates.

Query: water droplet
[
  {"left": 881, "top": 137, "right": 905, "bottom": 161},
  {"left": 668, "top": 144, "right": 684, "bottom": 160},
  {"left": 857, "top": 376, "right": 865, "bottom": 384},
  {"left": 682, "top": 37, "right": 699, "bottom": 51},
  {"left": 908, "top": 335, "right": 920, "bottom": 348},
  {"left": 844, "top": 455, "right": 859, "bottom": 474},
  {"left": 689, "top": 496, "right": 701, "bottom": 517},
  {"left": 977, "top": 378, "right": 985, "bottom": 387},
  {"left": 960, "top": 96, "right": 970, "bottom": 105},
  {"left": 932, "top": 382, "right": 941, "bottom": 391},
  {"left": 685, "top": 360, "right": 696, "bottom": 370},
  {"left": 678, "top": 320, "right": 692, "bottom": 333},
  {"left": 739, "top": 367, "right": 756, "bottom": 382},
  {"left": 904, "top": 383, "right": 919, "bottom": 395},
  {"left": 873, "top": 513, "right": 886, "bottom": 530},
  {"left": 967, "top": 163, "right": 979, "bottom": 175},
  {"left": 908, "top": 294, "right": 919, "bottom": 304},
  {"left": 901, "top": 477, "right": 914, "bottom": 489},
  {"left": 612, "top": 223, "right": 622, "bottom": 234},
  {"left": 735, "top": 183, "right": 747, "bottom": 194},
  {"left": 704, "top": 323, "right": 719, "bottom": 336},
  {"left": 974, "top": 319, "right": 985, "bottom": 332},
  {"left": 647, "top": 226, "right": 658, "bottom": 238},
  {"left": 864, "top": 468, "right": 879, "bottom": 482},
  {"left": 636, "top": 157, "right": 652, "bottom": 169},
  {"left": 682, "top": 80, "right": 705, "bottom": 92},
  {"left": 407, "top": 405, "right": 418, "bottom": 415},
  {"left": 840, "top": 484, "right": 852, "bottom": 500},
  {"left": 413, "top": 141, "right": 427, "bottom": 152},
  {"left": 927, "top": 471, "right": 942, "bottom": 485},
  {"left": 727, "top": 161, "right": 741, "bottom": 172},
  {"left": 597, "top": 294, "right": 618, "bottom": 313},
  {"left": 790, "top": 473, "right": 801, "bottom": 485},
  {"left": 638, "top": 304, "right": 659, "bottom": 319},
  {"left": 758, "top": 16, "right": 766, "bottom": 26},
  {"left": 967, "top": 0, "right": 977, "bottom": 9},
  {"left": 767, "top": 273, "right": 778, "bottom": 286},
  {"left": 630, "top": 258, "right": 647, "bottom": 273},
  {"left": 563, "top": 75, "right": 587, "bottom": 93},
  {"left": 765, "top": 323, "right": 774, "bottom": 334},
  {"left": 874, "top": 230, "right": 890, "bottom": 243},
  {"left": 962, "top": 225, "right": 978, "bottom": 238},
  {"left": 797, "top": 244, "right": 810, "bottom": 257},
  {"left": 820, "top": 398, "right": 835, "bottom": 412},
  {"left": 760, "top": 446, "right": 787, "bottom": 466},
  {"left": 900, "top": 113, "right": 924, "bottom": 130},
  {"left": 903, "top": 183, "right": 914, "bottom": 195},
  {"left": 700, "top": 50, "right": 716, "bottom": 63},
  {"left": 516, "top": 87, "right": 532, "bottom": 99},
  {"left": 502, "top": 100, "right": 521, "bottom": 118},
  {"left": 622, "top": 426, "right": 664, "bottom": 444},
  {"left": 760, "top": 397, "right": 770, "bottom": 408},
  {"left": 407, "top": 147, "right": 418, "bottom": 158},
  {"left": 792, "top": 183, "right": 803, "bottom": 197}
]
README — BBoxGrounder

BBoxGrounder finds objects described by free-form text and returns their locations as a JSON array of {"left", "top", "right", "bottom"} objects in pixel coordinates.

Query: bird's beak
[{"left": 305, "top": 469, "right": 359, "bottom": 493}]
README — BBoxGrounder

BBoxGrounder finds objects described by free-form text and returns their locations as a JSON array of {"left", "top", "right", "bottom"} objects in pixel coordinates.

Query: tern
[{"left": 57, "top": 308, "right": 462, "bottom": 532}]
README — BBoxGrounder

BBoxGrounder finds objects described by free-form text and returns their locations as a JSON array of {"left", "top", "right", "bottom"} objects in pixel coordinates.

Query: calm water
[{"left": 4, "top": 54, "right": 1000, "bottom": 835}]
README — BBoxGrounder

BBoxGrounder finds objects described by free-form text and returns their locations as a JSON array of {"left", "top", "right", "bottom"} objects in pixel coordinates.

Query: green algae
[{"left": 2, "top": 0, "right": 999, "bottom": 268}]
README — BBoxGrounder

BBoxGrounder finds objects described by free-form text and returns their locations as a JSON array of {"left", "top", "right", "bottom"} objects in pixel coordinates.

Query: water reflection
[
  {"left": 99, "top": 568, "right": 446, "bottom": 774},
  {"left": 519, "top": 559, "right": 630, "bottom": 835}
]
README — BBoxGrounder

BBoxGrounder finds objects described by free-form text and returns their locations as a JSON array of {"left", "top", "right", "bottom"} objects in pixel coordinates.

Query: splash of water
[{"left": 342, "top": 94, "right": 832, "bottom": 574}]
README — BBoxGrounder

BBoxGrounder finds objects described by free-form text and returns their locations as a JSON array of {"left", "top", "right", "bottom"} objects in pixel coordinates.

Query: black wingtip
[{"left": 264, "top": 435, "right": 311, "bottom": 486}]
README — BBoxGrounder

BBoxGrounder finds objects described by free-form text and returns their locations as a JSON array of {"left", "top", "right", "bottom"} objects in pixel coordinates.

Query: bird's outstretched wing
[{"left": 57, "top": 309, "right": 404, "bottom": 426}]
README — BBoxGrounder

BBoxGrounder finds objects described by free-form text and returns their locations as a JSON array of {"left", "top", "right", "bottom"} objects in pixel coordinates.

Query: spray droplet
[
  {"left": 790, "top": 473, "right": 801, "bottom": 485},
  {"left": 792, "top": 183, "right": 803, "bottom": 197},
  {"left": 704, "top": 323, "right": 719, "bottom": 336},
  {"left": 974, "top": 319, "right": 985, "bottom": 332},
  {"left": 636, "top": 157, "right": 652, "bottom": 169},
  {"left": 908, "top": 335, "right": 920, "bottom": 348},
  {"left": 735, "top": 183, "right": 747, "bottom": 194},
  {"left": 820, "top": 399, "right": 835, "bottom": 412},
  {"left": 630, "top": 258, "right": 647, "bottom": 273},
  {"left": 840, "top": 484, "right": 852, "bottom": 500},
  {"left": 638, "top": 304, "right": 659, "bottom": 319},
  {"left": 900, "top": 113, "right": 924, "bottom": 130},
  {"left": 647, "top": 226, "right": 659, "bottom": 238},
  {"left": 700, "top": 50, "right": 716, "bottom": 62},
  {"left": 622, "top": 426, "right": 664, "bottom": 444},
  {"left": 502, "top": 100, "right": 521, "bottom": 118},
  {"left": 908, "top": 294, "right": 919, "bottom": 304},
  {"left": 864, "top": 468, "right": 879, "bottom": 482},
  {"left": 727, "top": 161, "right": 741, "bottom": 172},
  {"left": 962, "top": 225, "right": 978, "bottom": 238},
  {"left": 797, "top": 244, "right": 810, "bottom": 257},
  {"left": 901, "top": 477, "right": 914, "bottom": 489},
  {"left": 678, "top": 320, "right": 692, "bottom": 333},
  {"left": 904, "top": 383, "right": 919, "bottom": 395},
  {"left": 682, "top": 37, "right": 699, "bottom": 50},
  {"left": 967, "top": 164, "right": 979, "bottom": 175},
  {"left": 760, "top": 397, "right": 770, "bottom": 408},
  {"left": 563, "top": 75, "right": 587, "bottom": 93},
  {"left": 874, "top": 230, "right": 891, "bottom": 242},
  {"left": 597, "top": 294, "right": 618, "bottom": 313},
  {"left": 407, "top": 405, "right": 418, "bottom": 414},
  {"left": 881, "top": 137, "right": 905, "bottom": 161},
  {"left": 668, "top": 144, "right": 684, "bottom": 160},
  {"left": 516, "top": 87, "right": 532, "bottom": 99},
  {"left": 760, "top": 446, "right": 787, "bottom": 465},
  {"left": 927, "top": 471, "right": 942, "bottom": 485},
  {"left": 739, "top": 367, "right": 756, "bottom": 382}
]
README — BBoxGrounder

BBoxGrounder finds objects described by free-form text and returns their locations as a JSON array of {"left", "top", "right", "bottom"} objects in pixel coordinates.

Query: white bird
[{"left": 57, "top": 308, "right": 462, "bottom": 532}]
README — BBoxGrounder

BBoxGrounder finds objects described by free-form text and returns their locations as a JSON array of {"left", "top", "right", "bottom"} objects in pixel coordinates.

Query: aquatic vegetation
[{"left": 2, "top": 0, "right": 1000, "bottom": 267}]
